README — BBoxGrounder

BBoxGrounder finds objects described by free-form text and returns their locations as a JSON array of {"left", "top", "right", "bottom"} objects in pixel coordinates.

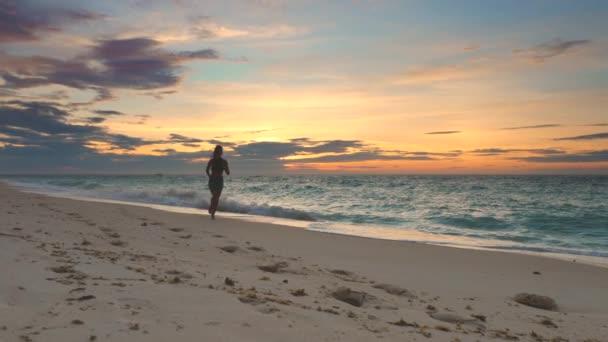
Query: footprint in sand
[
  {"left": 218, "top": 245, "right": 240, "bottom": 253},
  {"left": 258, "top": 262, "right": 289, "bottom": 273},
  {"left": 329, "top": 269, "right": 364, "bottom": 283},
  {"left": 110, "top": 240, "right": 127, "bottom": 247},
  {"left": 372, "top": 283, "right": 417, "bottom": 299},
  {"left": 331, "top": 287, "right": 371, "bottom": 307},
  {"left": 428, "top": 312, "right": 485, "bottom": 329}
]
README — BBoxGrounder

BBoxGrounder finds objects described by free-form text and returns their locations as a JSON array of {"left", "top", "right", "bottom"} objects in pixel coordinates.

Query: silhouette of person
[{"left": 206, "top": 145, "right": 230, "bottom": 219}]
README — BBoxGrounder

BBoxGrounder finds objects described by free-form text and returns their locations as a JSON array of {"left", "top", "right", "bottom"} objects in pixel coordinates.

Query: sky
[{"left": 0, "top": 0, "right": 607, "bottom": 175}]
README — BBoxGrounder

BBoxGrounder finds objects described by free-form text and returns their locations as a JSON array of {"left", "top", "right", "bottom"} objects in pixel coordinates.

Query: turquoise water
[{"left": 3, "top": 175, "right": 607, "bottom": 258}]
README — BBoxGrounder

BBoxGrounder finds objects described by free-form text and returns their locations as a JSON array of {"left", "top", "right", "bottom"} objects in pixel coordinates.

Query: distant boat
[{"left": 154, "top": 173, "right": 163, "bottom": 177}]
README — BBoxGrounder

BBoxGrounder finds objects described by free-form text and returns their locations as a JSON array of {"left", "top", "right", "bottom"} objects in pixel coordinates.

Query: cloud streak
[
  {"left": 425, "top": 131, "right": 461, "bottom": 135},
  {"left": 500, "top": 124, "right": 560, "bottom": 130},
  {"left": 554, "top": 132, "right": 608, "bottom": 141},
  {"left": 470, "top": 148, "right": 565, "bottom": 156},
  {"left": 513, "top": 38, "right": 591, "bottom": 63},
  {"left": 512, "top": 150, "right": 608, "bottom": 163}
]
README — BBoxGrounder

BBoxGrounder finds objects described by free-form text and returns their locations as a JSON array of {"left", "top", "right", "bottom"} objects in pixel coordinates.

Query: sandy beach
[{"left": 1, "top": 182, "right": 607, "bottom": 342}]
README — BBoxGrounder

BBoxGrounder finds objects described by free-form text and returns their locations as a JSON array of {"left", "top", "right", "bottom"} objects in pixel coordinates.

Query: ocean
[{"left": 2, "top": 174, "right": 607, "bottom": 261}]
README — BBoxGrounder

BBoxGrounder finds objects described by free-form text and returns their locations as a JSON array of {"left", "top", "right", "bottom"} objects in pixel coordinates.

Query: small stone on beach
[
  {"left": 331, "top": 287, "right": 368, "bottom": 307},
  {"left": 513, "top": 293, "right": 558, "bottom": 311},
  {"left": 218, "top": 245, "right": 239, "bottom": 253},
  {"left": 290, "top": 288, "right": 307, "bottom": 296},
  {"left": 258, "top": 262, "right": 288, "bottom": 273},
  {"left": 372, "top": 283, "right": 416, "bottom": 298}
]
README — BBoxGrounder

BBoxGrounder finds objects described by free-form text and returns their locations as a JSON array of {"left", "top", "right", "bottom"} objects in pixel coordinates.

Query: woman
[{"left": 206, "top": 145, "right": 230, "bottom": 219}]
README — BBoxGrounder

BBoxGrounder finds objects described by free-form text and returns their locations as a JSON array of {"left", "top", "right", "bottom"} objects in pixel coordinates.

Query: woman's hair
[{"left": 212, "top": 145, "right": 223, "bottom": 159}]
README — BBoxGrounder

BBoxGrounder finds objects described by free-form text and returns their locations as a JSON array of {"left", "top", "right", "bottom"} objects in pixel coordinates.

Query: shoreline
[
  {"left": 2, "top": 182, "right": 608, "bottom": 341},
  {"left": 6, "top": 180, "right": 608, "bottom": 269}
]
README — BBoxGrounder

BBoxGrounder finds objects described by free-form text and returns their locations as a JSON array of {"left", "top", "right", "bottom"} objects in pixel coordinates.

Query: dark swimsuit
[{"left": 208, "top": 158, "right": 227, "bottom": 194}]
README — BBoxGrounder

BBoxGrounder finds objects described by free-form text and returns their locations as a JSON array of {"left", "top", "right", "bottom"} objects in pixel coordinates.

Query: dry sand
[{"left": 1, "top": 182, "right": 607, "bottom": 341}]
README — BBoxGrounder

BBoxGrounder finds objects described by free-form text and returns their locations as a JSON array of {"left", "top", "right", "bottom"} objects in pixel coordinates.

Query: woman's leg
[{"left": 210, "top": 191, "right": 221, "bottom": 218}]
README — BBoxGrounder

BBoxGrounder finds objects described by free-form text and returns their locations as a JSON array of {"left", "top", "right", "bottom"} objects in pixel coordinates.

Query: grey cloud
[
  {"left": 168, "top": 133, "right": 203, "bottom": 143},
  {"left": 407, "top": 151, "right": 462, "bottom": 157},
  {"left": 206, "top": 139, "right": 237, "bottom": 148},
  {"left": 233, "top": 141, "right": 299, "bottom": 159},
  {"left": 93, "top": 110, "right": 124, "bottom": 116},
  {"left": 425, "top": 131, "right": 460, "bottom": 135},
  {"left": 285, "top": 152, "right": 435, "bottom": 163},
  {"left": 500, "top": 124, "right": 560, "bottom": 130},
  {"left": 246, "top": 128, "right": 278, "bottom": 134},
  {"left": 585, "top": 123, "right": 608, "bottom": 127},
  {"left": 512, "top": 150, "right": 608, "bottom": 163},
  {"left": 233, "top": 139, "right": 459, "bottom": 164},
  {"left": 0, "top": 101, "right": 156, "bottom": 154},
  {"left": 125, "top": 114, "right": 150, "bottom": 125},
  {"left": 0, "top": 0, "right": 104, "bottom": 42},
  {"left": 307, "top": 140, "right": 364, "bottom": 154},
  {"left": 86, "top": 117, "right": 106, "bottom": 124},
  {"left": 470, "top": 148, "right": 565, "bottom": 156},
  {"left": 233, "top": 140, "right": 365, "bottom": 160},
  {"left": 142, "top": 90, "right": 177, "bottom": 99},
  {"left": 513, "top": 38, "right": 591, "bottom": 63},
  {"left": 0, "top": 37, "right": 220, "bottom": 101},
  {"left": 153, "top": 148, "right": 177, "bottom": 154},
  {"left": 554, "top": 132, "right": 608, "bottom": 141},
  {"left": 181, "top": 143, "right": 200, "bottom": 148}
]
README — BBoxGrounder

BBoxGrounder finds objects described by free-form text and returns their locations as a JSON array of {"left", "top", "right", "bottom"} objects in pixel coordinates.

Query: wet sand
[{"left": 1, "top": 182, "right": 607, "bottom": 341}]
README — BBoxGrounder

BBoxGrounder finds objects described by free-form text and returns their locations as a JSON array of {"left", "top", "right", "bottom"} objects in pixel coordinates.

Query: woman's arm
[
  {"left": 205, "top": 159, "right": 211, "bottom": 177},
  {"left": 224, "top": 160, "right": 230, "bottom": 176}
]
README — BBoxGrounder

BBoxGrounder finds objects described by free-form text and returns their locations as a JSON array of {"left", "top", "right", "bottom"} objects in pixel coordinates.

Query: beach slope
[{"left": 1, "top": 183, "right": 607, "bottom": 341}]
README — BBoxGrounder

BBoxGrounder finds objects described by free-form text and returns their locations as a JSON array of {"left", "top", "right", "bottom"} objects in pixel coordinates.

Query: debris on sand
[
  {"left": 290, "top": 288, "right": 307, "bottom": 296},
  {"left": 331, "top": 287, "right": 369, "bottom": 307},
  {"left": 329, "top": 269, "right": 362, "bottom": 282},
  {"left": 514, "top": 293, "right": 558, "bottom": 311},
  {"left": 258, "top": 262, "right": 289, "bottom": 273},
  {"left": 389, "top": 319, "right": 419, "bottom": 328},
  {"left": 429, "top": 312, "right": 486, "bottom": 329},
  {"left": 372, "top": 283, "right": 416, "bottom": 298},
  {"left": 50, "top": 266, "right": 74, "bottom": 273},
  {"left": 539, "top": 317, "right": 558, "bottom": 328},
  {"left": 238, "top": 292, "right": 266, "bottom": 305},
  {"left": 67, "top": 295, "right": 95, "bottom": 302},
  {"left": 110, "top": 240, "right": 126, "bottom": 247},
  {"left": 71, "top": 319, "right": 84, "bottom": 325},
  {"left": 471, "top": 314, "right": 487, "bottom": 322},
  {"left": 218, "top": 245, "right": 239, "bottom": 253},
  {"left": 225, "top": 277, "right": 235, "bottom": 286}
]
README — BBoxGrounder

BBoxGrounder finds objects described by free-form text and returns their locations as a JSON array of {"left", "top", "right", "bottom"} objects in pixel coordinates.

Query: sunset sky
[{"left": 1, "top": 0, "right": 607, "bottom": 174}]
